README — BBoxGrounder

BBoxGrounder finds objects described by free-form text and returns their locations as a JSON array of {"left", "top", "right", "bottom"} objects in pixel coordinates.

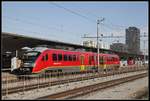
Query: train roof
[
  {"left": 44, "top": 48, "right": 119, "bottom": 57},
  {"left": 25, "top": 47, "right": 119, "bottom": 58}
]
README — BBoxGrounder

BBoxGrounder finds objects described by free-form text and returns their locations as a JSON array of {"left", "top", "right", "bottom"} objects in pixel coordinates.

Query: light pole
[{"left": 97, "top": 18, "right": 105, "bottom": 72}]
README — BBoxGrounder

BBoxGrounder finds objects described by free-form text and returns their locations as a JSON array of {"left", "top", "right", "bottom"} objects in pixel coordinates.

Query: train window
[
  {"left": 58, "top": 54, "right": 62, "bottom": 61},
  {"left": 64, "top": 54, "right": 68, "bottom": 61},
  {"left": 69, "top": 55, "right": 72, "bottom": 61},
  {"left": 113, "top": 57, "right": 116, "bottom": 61},
  {"left": 109, "top": 57, "right": 111, "bottom": 62},
  {"left": 89, "top": 56, "right": 92, "bottom": 65},
  {"left": 42, "top": 56, "right": 44, "bottom": 61},
  {"left": 111, "top": 57, "right": 113, "bottom": 61},
  {"left": 110, "top": 57, "right": 112, "bottom": 61},
  {"left": 73, "top": 55, "right": 76, "bottom": 61},
  {"left": 46, "top": 54, "right": 48, "bottom": 61},
  {"left": 99, "top": 56, "right": 101, "bottom": 63},
  {"left": 107, "top": 57, "right": 109, "bottom": 62},
  {"left": 94, "top": 55, "right": 97, "bottom": 61},
  {"left": 92, "top": 56, "right": 94, "bottom": 61},
  {"left": 115, "top": 57, "right": 118, "bottom": 61},
  {"left": 107, "top": 57, "right": 110, "bottom": 62},
  {"left": 76, "top": 55, "right": 79, "bottom": 61},
  {"left": 80, "top": 55, "right": 84, "bottom": 64},
  {"left": 96, "top": 56, "right": 98, "bottom": 62},
  {"left": 52, "top": 54, "right": 57, "bottom": 61}
]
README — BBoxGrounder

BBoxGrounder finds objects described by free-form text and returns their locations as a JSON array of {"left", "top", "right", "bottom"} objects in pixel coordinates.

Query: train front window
[{"left": 23, "top": 51, "right": 40, "bottom": 63}]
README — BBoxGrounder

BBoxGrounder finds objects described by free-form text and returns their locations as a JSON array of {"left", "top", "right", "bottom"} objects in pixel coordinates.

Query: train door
[
  {"left": 99, "top": 56, "right": 104, "bottom": 65},
  {"left": 94, "top": 55, "right": 97, "bottom": 69},
  {"left": 41, "top": 53, "right": 48, "bottom": 71},
  {"left": 80, "top": 55, "right": 85, "bottom": 71},
  {"left": 41, "top": 54, "right": 46, "bottom": 70},
  {"left": 99, "top": 56, "right": 105, "bottom": 71},
  {"left": 88, "top": 55, "right": 92, "bottom": 71},
  {"left": 89, "top": 55, "right": 92, "bottom": 65}
]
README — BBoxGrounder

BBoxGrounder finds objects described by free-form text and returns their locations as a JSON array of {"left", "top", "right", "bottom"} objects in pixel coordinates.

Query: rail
[
  {"left": 37, "top": 72, "right": 148, "bottom": 100},
  {"left": 2, "top": 66, "right": 147, "bottom": 96}
]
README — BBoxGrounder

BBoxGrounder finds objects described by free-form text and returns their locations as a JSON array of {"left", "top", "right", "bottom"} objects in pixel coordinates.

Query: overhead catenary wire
[
  {"left": 50, "top": 2, "right": 124, "bottom": 41},
  {"left": 76, "top": 8, "right": 128, "bottom": 29},
  {"left": 3, "top": 25, "right": 81, "bottom": 45},
  {"left": 3, "top": 3, "right": 147, "bottom": 46},
  {"left": 3, "top": 3, "right": 105, "bottom": 46},
  {"left": 2, "top": 25, "right": 60, "bottom": 41},
  {"left": 3, "top": 16, "right": 83, "bottom": 38},
  {"left": 3, "top": 3, "right": 129, "bottom": 39},
  {"left": 50, "top": 3, "right": 131, "bottom": 47},
  {"left": 3, "top": 16, "right": 65, "bottom": 32},
  {"left": 50, "top": 2, "right": 97, "bottom": 23},
  {"left": 46, "top": 3, "right": 147, "bottom": 54},
  {"left": 52, "top": 2, "right": 146, "bottom": 33},
  {"left": 50, "top": 2, "right": 130, "bottom": 32}
]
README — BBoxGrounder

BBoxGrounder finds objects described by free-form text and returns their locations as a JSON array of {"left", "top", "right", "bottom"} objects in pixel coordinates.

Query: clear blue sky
[{"left": 2, "top": 1, "right": 148, "bottom": 54}]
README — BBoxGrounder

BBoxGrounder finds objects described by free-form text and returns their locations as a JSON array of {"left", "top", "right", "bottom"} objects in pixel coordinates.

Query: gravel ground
[
  {"left": 2, "top": 70, "right": 148, "bottom": 100},
  {"left": 73, "top": 77, "right": 148, "bottom": 100}
]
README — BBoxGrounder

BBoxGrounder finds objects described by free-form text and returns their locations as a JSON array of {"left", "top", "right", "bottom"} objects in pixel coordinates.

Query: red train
[{"left": 14, "top": 48, "right": 120, "bottom": 74}]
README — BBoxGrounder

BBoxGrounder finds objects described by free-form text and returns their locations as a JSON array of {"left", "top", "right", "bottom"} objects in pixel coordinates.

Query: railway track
[
  {"left": 37, "top": 72, "right": 148, "bottom": 100},
  {"left": 2, "top": 66, "right": 146, "bottom": 84},
  {"left": 2, "top": 71, "right": 94, "bottom": 84},
  {"left": 2, "top": 67, "right": 147, "bottom": 96}
]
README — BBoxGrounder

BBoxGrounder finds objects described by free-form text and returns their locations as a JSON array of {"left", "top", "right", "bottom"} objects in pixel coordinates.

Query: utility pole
[
  {"left": 142, "top": 40, "right": 148, "bottom": 66},
  {"left": 143, "top": 39, "right": 146, "bottom": 66},
  {"left": 97, "top": 18, "right": 105, "bottom": 72},
  {"left": 141, "top": 32, "right": 148, "bottom": 66},
  {"left": 97, "top": 19, "right": 100, "bottom": 72},
  {"left": 81, "top": 18, "right": 105, "bottom": 72}
]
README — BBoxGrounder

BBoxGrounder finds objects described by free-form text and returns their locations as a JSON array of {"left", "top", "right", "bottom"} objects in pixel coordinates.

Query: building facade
[
  {"left": 126, "top": 27, "right": 140, "bottom": 54},
  {"left": 110, "top": 43, "right": 128, "bottom": 52},
  {"left": 83, "top": 40, "right": 110, "bottom": 49},
  {"left": 98, "top": 42, "right": 110, "bottom": 49},
  {"left": 83, "top": 40, "right": 96, "bottom": 48}
]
